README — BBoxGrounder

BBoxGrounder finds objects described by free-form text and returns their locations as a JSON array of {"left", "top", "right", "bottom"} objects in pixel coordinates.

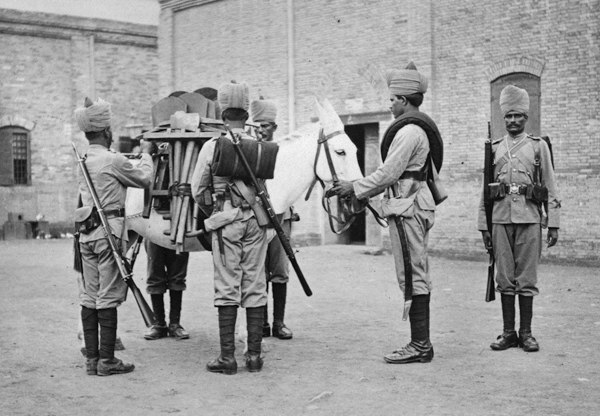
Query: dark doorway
[
  {"left": 342, "top": 123, "right": 372, "bottom": 244},
  {"left": 491, "top": 73, "right": 541, "bottom": 139}
]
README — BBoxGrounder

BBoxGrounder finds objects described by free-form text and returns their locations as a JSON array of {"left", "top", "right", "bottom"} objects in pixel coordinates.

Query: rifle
[
  {"left": 72, "top": 143, "right": 156, "bottom": 326},
  {"left": 225, "top": 127, "right": 313, "bottom": 297},
  {"left": 483, "top": 123, "right": 496, "bottom": 302}
]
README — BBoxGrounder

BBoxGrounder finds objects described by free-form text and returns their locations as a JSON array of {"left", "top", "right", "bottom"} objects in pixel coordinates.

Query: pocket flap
[
  {"left": 74, "top": 206, "right": 94, "bottom": 223},
  {"left": 381, "top": 197, "right": 414, "bottom": 218},
  {"left": 204, "top": 208, "right": 242, "bottom": 232}
]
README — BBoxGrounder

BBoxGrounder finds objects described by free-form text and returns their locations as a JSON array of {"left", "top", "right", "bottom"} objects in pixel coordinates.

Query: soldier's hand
[
  {"left": 547, "top": 227, "right": 559, "bottom": 247},
  {"left": 481, "top": 231, "right": 492, "bottom": 251},
  {"left": 328, "top": 180, "right": 355, "bottom": 198},
  {"left": 140, "top": 139, "right": 154, "bottom": 154}
]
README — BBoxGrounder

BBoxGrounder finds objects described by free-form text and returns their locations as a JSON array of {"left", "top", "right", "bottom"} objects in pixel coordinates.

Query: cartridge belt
[{"left": 504, "top": 183, "right": 528, "bottom": 195}]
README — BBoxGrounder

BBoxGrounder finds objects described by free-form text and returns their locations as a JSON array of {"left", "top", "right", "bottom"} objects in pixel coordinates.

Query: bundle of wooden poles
[{"left": 142, "top": 90, "right": 221, "bottom": 252}]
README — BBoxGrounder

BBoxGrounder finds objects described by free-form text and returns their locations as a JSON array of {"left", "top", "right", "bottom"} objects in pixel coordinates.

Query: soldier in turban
[
  {"left": 330, "top": 62, "right": 442, "bottom": 364},
  {"left": 478, "top": 85, "right": 560, "bottom": 353},
  {"left": 251, "top": 98, "right": 296, "bottom": 340},
  {"left": 74, "top": 97, "right": 153, "bottom": 376},
  {"left": 191, "top": 81, "right": 268, "bottom": 374}
]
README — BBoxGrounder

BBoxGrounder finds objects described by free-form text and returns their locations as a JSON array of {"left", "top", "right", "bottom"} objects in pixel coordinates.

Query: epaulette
[
  {"left": 491, "top": 137, "right": 503, "bottom": 145},
  {"left": 527, "top": 134, "right": 541, "bottom": 141}
]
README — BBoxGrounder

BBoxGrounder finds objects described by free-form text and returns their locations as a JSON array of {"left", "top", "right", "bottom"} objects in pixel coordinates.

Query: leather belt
[
  {"left": 105, "top": 208, "right": 125, "bottom": 218},
  {"left": 504, "top": 183, "right": 528, "bottom": 195},
  {"left": 400, "top": 170, "right": 427, "bottom": 181}
]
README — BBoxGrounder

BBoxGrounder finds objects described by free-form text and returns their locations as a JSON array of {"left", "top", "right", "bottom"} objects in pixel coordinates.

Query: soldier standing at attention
[
  {"left": 74, "top": 97, "right": 153, "bottom": 375},
  {"left": 250, "top": 98, "right": 294, "bottom": 340},
  {"left": 478, "top": 85, "right": 560, "bottom": 352},
  {"left": 191, "top": 81, "right": 268, "bottom": 374},
  {"left": 330, "top": 62, "right": 439, "bottom": 364}
]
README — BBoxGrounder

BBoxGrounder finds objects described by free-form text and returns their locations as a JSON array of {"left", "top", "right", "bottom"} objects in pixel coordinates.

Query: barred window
[{"left": 0, "top": 127, "right": 31, "bottom": 186}]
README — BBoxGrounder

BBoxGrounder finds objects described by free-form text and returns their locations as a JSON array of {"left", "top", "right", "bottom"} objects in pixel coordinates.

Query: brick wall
[
  {"left": 159, "top": 0, "right": 599, "bottom": 263},
  {"left": 0, "top": 9, "right": 158, "bottom": 228}
]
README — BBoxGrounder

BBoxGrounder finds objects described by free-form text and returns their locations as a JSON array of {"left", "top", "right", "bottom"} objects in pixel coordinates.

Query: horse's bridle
[{"left": 305, "top": 129, "right": 387, "bottom": 234}]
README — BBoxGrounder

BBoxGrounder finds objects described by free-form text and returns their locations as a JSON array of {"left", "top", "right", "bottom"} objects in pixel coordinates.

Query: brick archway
[
  {"left": 0, "top": 115, "right": 36, "bottom": 131},
  {"left": 485, "top": 56, "right": 545, "bottom": 82}
]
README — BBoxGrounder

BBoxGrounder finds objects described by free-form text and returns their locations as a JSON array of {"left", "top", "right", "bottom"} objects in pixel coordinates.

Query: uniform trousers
[
  {"left": 492, "top": 223, "right": 541, "bottom": 296},
  {"left": 145, "top": 240, "right": 189, "bottom": 294},
  {"left": 388, "top": 204, "right": 435, "bottom": 296},
  {"left": 79, "top": 238, "right": 127, "bottom": 309},
  {"left": 265, "top": 219, "right": 291, "bottom": 284},
  {"left": 212, "top": 214, "right": 268, "bottom": 308}
]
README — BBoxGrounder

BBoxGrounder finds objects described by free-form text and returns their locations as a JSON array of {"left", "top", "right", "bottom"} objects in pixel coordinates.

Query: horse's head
[
  {"left": 313, "top": 98, "right": 363, "bottom": 185},
  {"left": 311, "top": 98, "right": 368, "bottom": 234}
]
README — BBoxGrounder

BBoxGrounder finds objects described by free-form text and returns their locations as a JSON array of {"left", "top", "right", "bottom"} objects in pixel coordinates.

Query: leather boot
[
  {"left": 81, "top": 306, "right": 99, "bottom": 363},
  {"left": 490, "top": 294, "right": 519, "bottom": 350},
  {"left": 272, "top": 283, "right": 293, "bottom": 340},
  {"left": 384, "top": 294, "right": 433, "bottom": 364},
  {"left": 97, "top": 308, "right": 134, "bottom": 376},
  {"left": 168, "top": 290, "right": 189, "bottom": 340},
  {"left": 262, "top": 304, "right": 271, "bottom": 337},
  {"left": 519, "top": 295, "right": 539, "bottom": 352},
  {"left": 245, "top": 307, "right": 264, "bottom": 372},
  {"left": 145, "top": 294, "right": 168, "bottom": 340},
  {"left": 85, "top": 358, "right": 99, "bottom": 376},
  {"left": 207, "top": 306, "right": 238, "bottom": 375}
]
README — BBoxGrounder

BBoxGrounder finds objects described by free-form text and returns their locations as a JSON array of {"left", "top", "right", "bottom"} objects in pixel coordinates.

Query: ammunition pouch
[
  {"left": 74, "top": 206, "right": 101, "bottom": 234},
  {"left": 488, "top": 183, "right": 506, "bottom": 201},
  {"left": 526, "top": 184, "right": 548, "bottom": 204}
]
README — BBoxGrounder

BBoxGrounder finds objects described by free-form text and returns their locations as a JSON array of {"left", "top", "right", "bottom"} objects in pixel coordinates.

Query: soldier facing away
[
  {"left": 74, "top": 97, "right": 153, "bottom": 376},
  {"left": 478, "top": 85, "right": 560, "bottom": 352},
  {"left": 191, "top": 81, "right": 269, "bottom": 374}
]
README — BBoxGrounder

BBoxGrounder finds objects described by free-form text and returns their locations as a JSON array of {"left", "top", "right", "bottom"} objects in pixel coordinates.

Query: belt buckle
[{"left": 509, "top": 184, "right": 519, "bottom": 195}]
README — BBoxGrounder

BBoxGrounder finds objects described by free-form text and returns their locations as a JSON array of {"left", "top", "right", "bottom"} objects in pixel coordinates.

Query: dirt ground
[{"left": 0, "top": 239, "right": 598, "bottom": 416}]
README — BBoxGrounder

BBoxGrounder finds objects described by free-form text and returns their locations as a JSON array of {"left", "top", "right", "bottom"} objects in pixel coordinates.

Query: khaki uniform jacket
[
  {"left": 78, "top": 145, "right": 153, "bottom": 243},
  {"left": 353, "top": 124, "right": 435, "bottom": 212},
  {"left": 477, "top": 133, "right": 560, "bottom": 230}
]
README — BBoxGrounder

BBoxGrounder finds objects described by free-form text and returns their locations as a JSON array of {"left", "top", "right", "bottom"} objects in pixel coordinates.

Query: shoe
[
  {"left": 272, "top": 322, "right": 293, "bottom": 340},
  {"left": 144, "top": 324, "right": 168, "bottom": 340},
  {"left": 519, "top": 331, "right": 540, "bottom": 352},
  {"left": 168, "top": 323, "right": 190, "bottom": 340},
  {"left": 245, "top": 353, "right": 264, "bottom": 372},
  {"left": 206, "top": 355, "right": 237, "bottom": 375},
  {"left": 114, "top": 337, "right": 125, "bottom": 351},
  {"left": 262, "top": 323, "right": 271, "bottom": 338},
  {"left": 490, "top": 331, "right": 519, "bottom": 351},
  {"left": 85, "top": 358, "right": 98, "bottom": 375},
  {"left": 97, "top": 357, "right": 135, "bottom": 376},
  {"left": 384, "top": 342, "right": 434, "bottom": 364}
]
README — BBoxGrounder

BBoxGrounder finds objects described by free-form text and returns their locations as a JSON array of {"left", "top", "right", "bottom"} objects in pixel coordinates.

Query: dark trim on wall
[{"left": 0, "top": 8, "right": 157, "bottom": 48}]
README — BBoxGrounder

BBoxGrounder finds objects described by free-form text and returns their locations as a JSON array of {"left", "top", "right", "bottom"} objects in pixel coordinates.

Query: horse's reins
[{"left": 305, "top": 129, "right": 387, "bottom": 234}]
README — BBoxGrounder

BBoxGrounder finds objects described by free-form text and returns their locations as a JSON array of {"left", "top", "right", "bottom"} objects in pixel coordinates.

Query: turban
[
  {"left": 386, "top": 61, "right": 428, "bottom": 96},
  {"left": 250, "top": 99, "right": 277, "bottom": 123},
  {"left": 218, "top": 81, "right": 249, "bottom": 112},
  {"left": 74, "top": 97, "right": 112, "bottom": 132},
  {"left": 499, "top": 85, "right": 529, "bottom": 116}
]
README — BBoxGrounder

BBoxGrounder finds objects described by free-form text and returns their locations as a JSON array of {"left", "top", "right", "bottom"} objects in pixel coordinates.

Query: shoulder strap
[
  {"left": 533, "top": 138, "right": 542, "bottom": 185},
  {"left": 381, "top": 111, "right": 444, "bottom": 173}
]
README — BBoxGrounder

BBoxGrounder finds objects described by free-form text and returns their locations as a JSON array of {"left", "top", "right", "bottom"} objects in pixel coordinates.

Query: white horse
[{"left": 126, "top": 97, "right": 364, "bottom": 249}]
